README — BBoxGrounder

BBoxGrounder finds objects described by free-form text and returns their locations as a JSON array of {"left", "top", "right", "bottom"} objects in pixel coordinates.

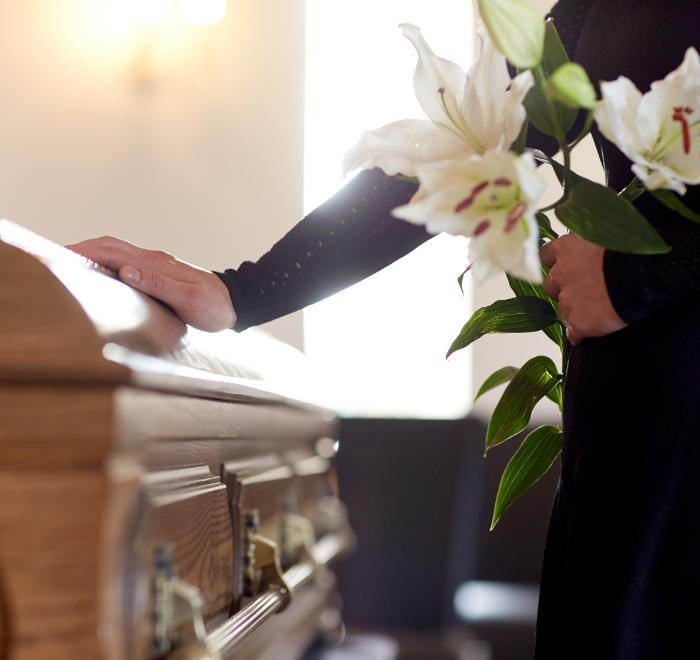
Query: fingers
[
  {"left": 566, "top": 323, "right": 582, "bottom": 346},
  {"left": 539, "top": 239, "right": 557, "bottom": 268},
  {"left": 120, "top": 265, "right": 192, "bottom": 313},
  {"left": 120, "top": 265, "right": 237, "bottom": 331},
  {"left": 542, "top": 272, "right": 561, "bottom": 301},
  {"left": 67, "top": 237, "right": 141, "bottom": 270},
  {"left": 67, "top": 237, "right": 178, "bottom": 277},
  {"left": 556, "top": 302, "right": 579, "bottom": 345}
]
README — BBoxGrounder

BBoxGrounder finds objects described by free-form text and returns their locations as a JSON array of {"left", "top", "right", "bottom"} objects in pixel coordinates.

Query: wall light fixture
[
  {"left": 182, "top": 0, "right": 227, "bottom": 25},
  {"left": 123, "top": 0, "right": 167, "bottom": 23}
]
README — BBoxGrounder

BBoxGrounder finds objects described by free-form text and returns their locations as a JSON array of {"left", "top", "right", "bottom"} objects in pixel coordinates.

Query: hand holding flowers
[
  {"left": 540, "top": 235, "right": 627, "bottom": 347},
  {"left": 344, "top": 0, "right": 700, "bottom": 527}
]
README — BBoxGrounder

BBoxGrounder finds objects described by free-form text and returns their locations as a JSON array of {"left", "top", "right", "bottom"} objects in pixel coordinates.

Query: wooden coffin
[{"left": 0, "top": 221, "right": 354, "bottom": 660}]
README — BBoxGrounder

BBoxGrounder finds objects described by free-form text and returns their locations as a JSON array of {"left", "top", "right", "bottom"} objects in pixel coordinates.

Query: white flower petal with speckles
[
  {"left": 391, "top": 149, "right": 544, "bottom": 283},
  {"left": 462, "top": 30, "right": 534, "bottom": 152},
  {"left": 342, "top": 119, "right": 468, "bottom": 178},
  {"left": 595, "top": 47, "right": 700, "bottom": 194},
  {"left": 402, "top": 24, "right": 467, "bottom": 134},
  {"left": 344, "top": 26, "right": 532, "bottom": 178}
]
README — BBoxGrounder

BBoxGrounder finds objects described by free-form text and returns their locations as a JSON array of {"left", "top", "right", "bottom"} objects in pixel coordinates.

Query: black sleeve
[
  {"left": 216, "top": 0, "right": 590, "bottom": 332},
  {"left": 215, "top": 169, "right": 428, "bottom": 331},
  {"left": 603, "top": 192, "right": 700, "bottom": 324},
  {"left": 532, "top": 0, "right": 700, "bottom": 326}
]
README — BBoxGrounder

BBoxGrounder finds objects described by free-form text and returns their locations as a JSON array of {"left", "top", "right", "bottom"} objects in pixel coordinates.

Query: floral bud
[
  {"left": 478, "top": 0, "right": 545, "bottom": 69},
  {"left": 546, "top": 62, "right": 597, "bottom": 109}
]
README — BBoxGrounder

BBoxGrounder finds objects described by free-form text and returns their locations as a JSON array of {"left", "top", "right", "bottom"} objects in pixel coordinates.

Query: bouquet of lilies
[{"left": 344, "top": 0, "right": 700, "bottom": 527}]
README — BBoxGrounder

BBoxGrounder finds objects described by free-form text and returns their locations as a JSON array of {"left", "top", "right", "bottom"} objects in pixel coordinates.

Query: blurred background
[{"left": 0, "top": 1, "right": 604, "bottom": 657}]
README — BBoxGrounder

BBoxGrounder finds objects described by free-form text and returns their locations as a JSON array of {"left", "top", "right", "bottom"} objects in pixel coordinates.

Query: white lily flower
[
  {"left": 342, "top": 26, "right": 534, "bottom": 178},
  {"left": 596, "top": 47, "right": 700, "bottom": 194},
  {"left": 392, "top": 150, "right": 546, "bottom": 283}
]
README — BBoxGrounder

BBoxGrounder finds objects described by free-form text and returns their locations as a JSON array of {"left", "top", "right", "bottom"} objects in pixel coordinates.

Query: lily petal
[
  {"left": 401, "top": 24, "right": 472, "bottom": 145},
  {"left": 342, "top": 119, "right": 468, "bottom": 177},
  {"left": 596, "top": 77, "right": 646, "bottom": 163},
  {"left": 513, "top": 151, "right": 546, "bottom": 203},
  {"left": 392, "top": 150, "right": 544, "bottom": 282},
  {"left": 462, "top": 30, "right": 533, "bottom": 152},
  {"left": 597, "top": 48, "right": 700, "bottom": 194},
  {"left": 469, "top": 214, "right": 540, "bottom": 282},
  {"left": 632, "top": 163, "right": 688, "bottom": 194}
]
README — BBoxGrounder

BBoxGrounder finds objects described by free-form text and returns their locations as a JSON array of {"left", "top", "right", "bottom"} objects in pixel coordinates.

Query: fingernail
[{"left": 121, "top": 265, "right": 141, "bottom": 284}]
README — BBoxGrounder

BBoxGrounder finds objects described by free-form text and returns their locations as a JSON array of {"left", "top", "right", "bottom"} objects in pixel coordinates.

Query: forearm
[{"left": 216, "top": 169, "right": 430, "bottom": 331}]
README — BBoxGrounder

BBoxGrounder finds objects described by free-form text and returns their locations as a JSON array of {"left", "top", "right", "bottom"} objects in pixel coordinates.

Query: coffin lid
[{"left": 0, "top": 221, "right": 327, "bottom": 411}]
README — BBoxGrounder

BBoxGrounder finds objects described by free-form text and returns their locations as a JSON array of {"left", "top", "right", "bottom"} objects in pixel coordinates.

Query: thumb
[{"left": 566, "top": 323, "right": 582, "bottom": 347}]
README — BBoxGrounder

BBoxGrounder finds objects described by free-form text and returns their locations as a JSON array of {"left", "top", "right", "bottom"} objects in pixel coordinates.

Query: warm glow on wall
[
  {"left": 123, "top": 0, "right": 166, "bottom": 23},
  {"left": 182, "top": 0, "right": 227, "bottom": 25},
  {"left": 304, "top": 0, "right": 475, "bottom": 418}
]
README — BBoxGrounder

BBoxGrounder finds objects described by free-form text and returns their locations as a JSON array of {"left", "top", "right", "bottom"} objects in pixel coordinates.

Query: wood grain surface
[
  {"left": 144, "top": 467, "right": 234, "bottom": 630},
  {"left": 0, "top": 242, "right": 128, "bottom": 384},
  {"left": 0, "top": 385, "right": 114, "bottom": 470},
  {"left": 0, "top": 226, "right": 342, "bottom": 660},
  {"left": 0, "top": 470, "right": 108, "bottom": 660}
]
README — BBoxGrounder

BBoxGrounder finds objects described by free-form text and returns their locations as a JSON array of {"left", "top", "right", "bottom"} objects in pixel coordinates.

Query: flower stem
[
  {"left": 561, "top": 142, "right": 573, "bottom": 192},
  {"left": 619, "top": 176, "right": 645, "bottom": 202},
  {"left": 568, "top": 110, "right": 594, "bottom": 151},
  {"left": 561, "top": 335, "right": 571, "bottom": 379}
]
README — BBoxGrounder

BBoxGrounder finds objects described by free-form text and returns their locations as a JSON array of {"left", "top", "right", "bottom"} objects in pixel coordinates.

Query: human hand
[
  {"left": 66, "top": 236, "right": 237, "bottom": 332},
  {"left": 539, "top": 234, "right": 627, "bottom": 346}
]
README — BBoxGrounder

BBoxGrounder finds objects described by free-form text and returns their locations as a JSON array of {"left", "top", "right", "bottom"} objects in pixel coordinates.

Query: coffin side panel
[{"left": 0, "top": 471, "right": 108, "bottom": 660}]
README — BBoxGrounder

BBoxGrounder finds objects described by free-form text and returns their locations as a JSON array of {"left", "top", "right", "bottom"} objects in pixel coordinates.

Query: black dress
[{"left": 216, "top": 2, "right": 700, "bottom": 656}]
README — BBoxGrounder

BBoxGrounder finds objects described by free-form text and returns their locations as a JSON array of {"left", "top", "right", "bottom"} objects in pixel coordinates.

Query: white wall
[
  {"left": 0, "top": 0, "right": 605, "bottom": 420},
  {"left": 0, "top": 0, "right": 306, "bottom": 348},
  {"left": 302, "top": 0, "right": 475, "bottom": 419}
]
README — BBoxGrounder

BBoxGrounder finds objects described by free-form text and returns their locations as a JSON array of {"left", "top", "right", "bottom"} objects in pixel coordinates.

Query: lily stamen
[
  {"left": 455, "top": 196, "right": 475, "bottom": 213},
  {"left": 472, "top": 181, "right": 490, "bottom": 196},
  {"left": 474, "top": 220, "right": 490, "bottom": 236},
  {"left": 437, "top": 88, "right": 485, "bottom": 154},
  {"left": 673, "top": 106, "right": 693, "bottom": 154}
]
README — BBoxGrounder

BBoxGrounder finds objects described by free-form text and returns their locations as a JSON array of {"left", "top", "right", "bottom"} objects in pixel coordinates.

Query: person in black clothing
[{"left": 69, "top": 1, "right": 700, "bottom": 657}]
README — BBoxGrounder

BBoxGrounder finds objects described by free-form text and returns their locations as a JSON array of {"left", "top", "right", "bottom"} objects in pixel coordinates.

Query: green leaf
[
  {"left": 546, "top": 382, "right": 563, "bottom": 411},
  {"left": 507, "top": 273, "right": 563, "bottom": 348},
  {"left": 522, "top": 21, "right": 578, "bottom": 137},
  {"left": 474, "top": 366, "right": 519, "bottom": 402},
  {"left": 485, "top": 356, "right": 561, "bottom": 451},
  {"left": 545, "top": 156, "right": 590, "bottom": 189},
  {"left": 545, "top": 62, "right": 596, "bottom": 110},
  {"left": 528, "top": 150, "right": 589, "bottom": 193},
  {"left": 541, "top": 19, "right": 569, "bottom": 78},
  {"left": 651, "top": 189, "right": 700, "bottom": 224},
  {"left": 555, "top": 181, "right": 671, "bottom": 254},
  {"left": 447, "top": 298, "right": 559, "bottom": 358},
  {"left": 491, "top": 425, "right": 562, "bottom": 528},
  {"left": 536, "top": 211, "right": 559, "bottom": 241}
]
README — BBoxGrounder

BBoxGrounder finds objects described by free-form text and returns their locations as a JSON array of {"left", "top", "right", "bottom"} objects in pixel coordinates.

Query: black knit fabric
[
  {"left": 215, "top": 168, "right": 426, "bottom": 331},
  {"left": 215, "top": 1, "right": 700, "bottom": 657},
  {"left": 535, "top": 1, "right": 700, "bottom": 659}
]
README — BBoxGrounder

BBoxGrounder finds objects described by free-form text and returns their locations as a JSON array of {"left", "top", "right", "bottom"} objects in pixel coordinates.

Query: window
[{"left": 304, "top": 0, "right": 475, "bottom": 418}]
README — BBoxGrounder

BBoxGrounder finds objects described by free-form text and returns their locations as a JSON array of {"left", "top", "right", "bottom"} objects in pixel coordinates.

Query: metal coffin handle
[{"left": 164, "top": 526, "right": 355, "bottom": 660}]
